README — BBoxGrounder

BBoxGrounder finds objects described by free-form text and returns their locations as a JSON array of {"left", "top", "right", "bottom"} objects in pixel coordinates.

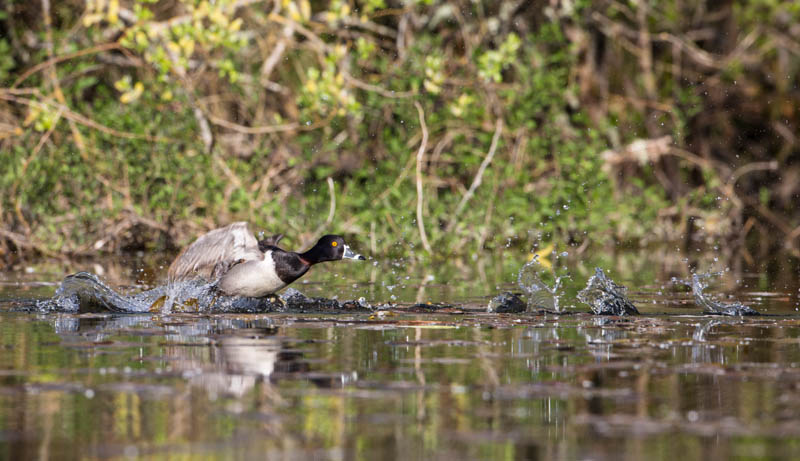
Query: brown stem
[{"left": 413, "top": 101, "right": 432, "bottom": 254}]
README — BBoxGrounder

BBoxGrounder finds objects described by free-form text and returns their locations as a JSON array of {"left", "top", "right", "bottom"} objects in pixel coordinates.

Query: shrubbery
[{"left": 1, "top": 0, "right": 798, "bottom": 261}]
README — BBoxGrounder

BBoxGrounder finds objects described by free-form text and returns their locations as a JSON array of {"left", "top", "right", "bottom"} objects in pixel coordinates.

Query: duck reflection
[
  {"left": 200, "top": 332, "right": 285, "bottom": 399},
  {"left": 45, "top": 314, "right": 314, "bottom": 398}
]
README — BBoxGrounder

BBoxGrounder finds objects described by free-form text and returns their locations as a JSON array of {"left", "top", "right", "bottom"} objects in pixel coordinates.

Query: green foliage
[
  {"left": 477, "top": 33, "right": 521, "bottom": 83},
  {"left": 4, "top": 0, "right": 784, "bottom": 260},
  {"left": 0, "top": 39, "right": 14, "bottom": 85},
  {"left": 299, "top": 62, "right": 360, "bottom": 118},
  {"left": 112, "top": 0, "right": 247, "bottom": 94}
]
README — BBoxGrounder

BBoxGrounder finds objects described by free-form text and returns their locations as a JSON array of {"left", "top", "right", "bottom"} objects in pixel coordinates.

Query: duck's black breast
[{"left": 268, "top": 247, "right": 311, "bottom": 285}]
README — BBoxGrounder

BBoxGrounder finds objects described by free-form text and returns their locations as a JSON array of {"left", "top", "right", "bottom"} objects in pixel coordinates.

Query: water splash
[
  {"left": 577, "top": 268, "right": 640, "bottom": 315},
  {"left": 517, "top": 256, "right": 566, "bottom": 312},
  {"left": 692, "top": 320, "right": 721, "bottom": 342},
  {"left": 487, "top": 292, "right": 526, "bottom": 313},
  {"left": 37, "top": 272, "right": 152, "bottom": 313},
  {"left": 26, "top": 272, "right": 372, "bottom": 314},
  {"left": 672, "top": 272, "right": 759, "bottom": 316}
]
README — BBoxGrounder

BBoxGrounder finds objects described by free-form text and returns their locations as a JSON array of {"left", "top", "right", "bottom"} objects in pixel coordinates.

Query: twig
[
  {"left": 325, "top": 15, "right": 398, "bottom": 39},
  {"left": 396, "top": 13, "right": 408, "bottom": 61},
  {"left": 0, "top": 92, "right": 173, "bottom": 142},
  {"left": 159, "top": 33, "right": 214, "bottom": 153},
  {"left": 342, "top": 72, "right": 415, "bottom": 98},
  {"left": 40, "top": 0, "right": 88, "bottom": 159},
  {"left": 10, "top": 107, "right": 64, "bottom": 234},
  {"left": 206, "top": 112, "right": 334, "bottom": 134},
  {"left": 322, "top": 177, "right": 336, "bottom": 228},
  {"left": 742, "top": 195, "right": 793, "bottom": 236},
  {"left": 309, "top": 177, "right": 337, "bottom": 245},
  {"left": 12, "top": 42, "right": 122, "bottom": 88},
  {"left": 787, "top": 225, "right": 800, "bottom": 245},
  {"left": 728, "top": 161, "right": 778, "bottom": 185},
  {"left": 212, "top": 155, "right": 243, "bottom": 189},
  {"left": 477, "top": 176, "right": 501, "bottom": 250},
  {"left": 637, "top": 2, "right": 657, "bottom": 98},
  {"left": 666, "top": 149, "right": 790, "bottom": 240},
  {"left": 370, "top": 221, "right": 377, "bottom": 255},
  {"left": 267, "top": 14, "right": 330, "bottom": 53},
  {"left": 447, "top": 118, "right": 503, "bottom": 231},
  {"left": 260, "top": 22, "right": 295, "bottom": 81},
  {"left": 376, "top": 155, "right": 415, "bottom": 203},
  {"left": 592, "top": 11, "right": 759, "bottom": 70},
  {"left": 413, "top": 101, "right": 432, "bottom": 254},
  {"left": 0, "top": 227, "right": 62, "bottom": 258}
]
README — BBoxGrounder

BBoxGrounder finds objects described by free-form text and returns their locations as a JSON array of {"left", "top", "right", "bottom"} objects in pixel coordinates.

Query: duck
[{"left": 167, "top": 222, "right": 365, "bottom": 297}]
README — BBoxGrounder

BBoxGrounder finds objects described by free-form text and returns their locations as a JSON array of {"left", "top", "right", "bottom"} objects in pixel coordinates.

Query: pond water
[{"left": 1, "top": 248, "right": 800, "bottom": 460}]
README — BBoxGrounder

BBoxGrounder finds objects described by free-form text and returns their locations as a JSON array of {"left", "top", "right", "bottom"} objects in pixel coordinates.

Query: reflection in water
[
  {"left": 692, "top": 319, "right": 721, "bottom": 342},
  {"left": 208, "top": 335, "right": 281, "bottom": 397},
  {"left": 47, "top": 314, "right": 360, "bottom": 402},
  {"left": 0, "top": 312, "right": 798, "bottom": 459},
  {"left": 2, "top": 247, "right": 800, "bottom": 459},
  {"left": 50, "top": 314, "right": 299, "bottom": 397}
]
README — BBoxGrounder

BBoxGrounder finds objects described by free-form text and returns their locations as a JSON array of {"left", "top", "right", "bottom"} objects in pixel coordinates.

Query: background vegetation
[{"left": 1, "top": 0, "right": 799, "bottom": 265}]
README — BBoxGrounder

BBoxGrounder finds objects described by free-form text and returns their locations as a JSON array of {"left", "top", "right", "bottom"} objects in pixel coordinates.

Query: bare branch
[
  {"left": 447, "top": 118, "right": 503, "bottom": 231},
  {"left": 413, "top": 101, "right": 432, "bottom": 254}
]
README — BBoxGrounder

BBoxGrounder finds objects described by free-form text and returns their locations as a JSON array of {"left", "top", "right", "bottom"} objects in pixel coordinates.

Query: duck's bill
[{"left": 342, "top": 245, "right": 366, "bottom": 260}]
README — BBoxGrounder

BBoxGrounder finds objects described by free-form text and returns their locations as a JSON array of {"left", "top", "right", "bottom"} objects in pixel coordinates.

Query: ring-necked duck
[{"left": 168, "top": 222, "right": 365, "bottom": 297}]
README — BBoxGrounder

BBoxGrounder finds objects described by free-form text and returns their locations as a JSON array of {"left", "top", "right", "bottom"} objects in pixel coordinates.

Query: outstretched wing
[
  {"left": 168, "top": 222, "right": 263, "bottom": 282},
  {"left": 258, "top": 234, "right": 284, "bottom": 252}
]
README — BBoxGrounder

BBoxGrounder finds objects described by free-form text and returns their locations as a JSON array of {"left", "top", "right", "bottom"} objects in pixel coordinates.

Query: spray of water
[
  {"left": 40, "top": 272, "right": 152, "bottom": 313},
  {"left": 577, "top": 268, "right": 640, "bottom": 315},
  {"left": 30, "top": 271, "right": 372, "bottom": 314},
  {"left": 671, "top": 271, "right": 759, "bottom": 316},
  {"left": 516, "top": 255, "right": 567, "bottom": 312}
]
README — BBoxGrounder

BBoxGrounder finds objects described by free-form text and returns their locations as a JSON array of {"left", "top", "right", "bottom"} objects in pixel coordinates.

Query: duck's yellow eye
[{"left": 331, "top": 241, "right": 338, "bottom": 247}]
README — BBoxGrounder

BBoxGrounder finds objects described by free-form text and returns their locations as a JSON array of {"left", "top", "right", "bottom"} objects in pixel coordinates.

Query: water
[
  {"left": 517, "top": 256, "right": 566, "bottom": 312},
  {"left": 1, "top": 248, "right": 800, "bottom": 459},
  {"left": 672, "top": 271, "right": 760, "bottom": 316},
  {"left": 577, "top": 268, "right": 640, "bottom": 315},
  {"left": 25, "top": 272, "right": 372, "bottom": 314}
]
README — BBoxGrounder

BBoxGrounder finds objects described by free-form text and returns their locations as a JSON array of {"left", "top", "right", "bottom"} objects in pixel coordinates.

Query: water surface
[{"left": 1, "top": 249, "right": 799, "bottom": 459}]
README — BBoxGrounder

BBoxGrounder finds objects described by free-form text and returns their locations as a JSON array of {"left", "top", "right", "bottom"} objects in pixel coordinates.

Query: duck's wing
[
  {"left": 168, "top": 222, "right": 263, "bottom": 282},
  {"left": 257, "top": 234, "right": 283, "bottom": 252}
]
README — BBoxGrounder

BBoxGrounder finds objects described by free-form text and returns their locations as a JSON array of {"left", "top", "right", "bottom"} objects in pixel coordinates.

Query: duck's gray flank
[{"left": 217, "top": 250, "right": 287, "bottom": 297}]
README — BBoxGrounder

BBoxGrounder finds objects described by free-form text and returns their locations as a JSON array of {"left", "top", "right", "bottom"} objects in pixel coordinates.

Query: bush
[{"left": 1, "top": 0, "right": 796, "bottom": 262}]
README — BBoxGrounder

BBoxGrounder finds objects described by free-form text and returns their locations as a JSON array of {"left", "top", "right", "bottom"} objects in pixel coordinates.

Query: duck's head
[{"left": 302, "top": 235, "right": 366, "bottom": 264}]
